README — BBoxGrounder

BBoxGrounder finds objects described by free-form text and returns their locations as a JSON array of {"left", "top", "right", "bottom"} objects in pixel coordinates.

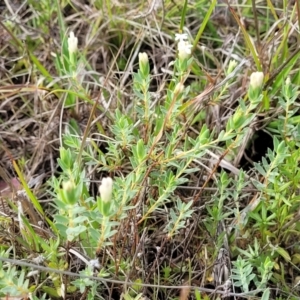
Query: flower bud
[
  {"left": 174, "top": 82, "right": 184, "bottom": 94},
  {"left": 227, "top": 60, "right": 237, "bottom": 75},
  {"left": 139, "top": 52, "right": 148, "bottom": 66},
  {"left": 284, "top": 77, "right": 292, "bottom": 98},
  {"left": 63, "top": 180, "right": 74, "bottom": 191},
  {"left": 249, "top": 71, "right": 264, "bottom": 103},
  {"left": 68, "top": 31, "right": 78, "bottom": 55},
  {"left": 99, "top": 177, "right": 113, "bottom": 203},
  {"left": 138, "top": 52, "right": 149, "bottom": 76},
  {"left": 62, "top": 180, "right": 77, "bottom": 205},
  {"left": 250, "top": 72, "right": 264, "bottom": 90},
  {"left": 177, "top": 40, "right": 192, "bottom": 60}
]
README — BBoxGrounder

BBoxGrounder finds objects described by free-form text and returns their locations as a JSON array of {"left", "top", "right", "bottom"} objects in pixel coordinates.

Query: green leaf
[
  {"left": 276, "top": 247, "right": 291, "bottom": 262},
  {"left": 97, "top": 195, "right": 112, "bottom": 217},
  {"left": 272, "top": 51, "right": 300, "bottom": 93},
  {"left": 136, "top": 139, "right": 146, "bottom": 162},
  {"left": 261, "top": 288, "right": 270, "bottom": 300},
  {"left": 276, "top": 140, "right": 286, "bottom": 155},
  {"left": 254, "top": 163, "right": 267, "bottom": 176},
  {"left": 66, "top": 225, "right": 86, "bottom": 241},
  {"left": 73, "top": 216, "right": 88, "bottom": 224},
  {"left": 54, "top": 215, "right": 69, "bottom": 224}
]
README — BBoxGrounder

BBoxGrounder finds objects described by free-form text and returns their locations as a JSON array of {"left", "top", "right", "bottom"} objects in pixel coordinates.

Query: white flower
[
  {"left": 68, "top": 31, "right": 78, "bottom": 55},
  {"left": 89, "top": 258, "right": 101, "bottom": 270},
  {"left": 175, "top": 33, "right": 188, "bottom": 42},
  {"left": 174, "top": 82, "right": 184, "bottom": 94},
  {"left": 99, "top": 177, "right": 113, "bottom": 203},
  {"left": 63, "top": 180, "right": 74, "bottom": 191},
  {"left": 250, "top": 72, "right": 264, "bottom": 89},
  {"left": 138, "top": 52, "right": 149, "bottom": 74},
  {"left": 175, "top": 33, "right": 192, "bottom": 60},
  {"left": 139, "top": 52, "right": 148, "bottom": 65},
  {"left": 178, "top": 40, "right": 192, "bottom": 60}
]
